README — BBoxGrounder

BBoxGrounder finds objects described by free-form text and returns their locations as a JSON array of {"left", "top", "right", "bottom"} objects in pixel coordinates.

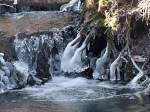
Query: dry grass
[
  {"left": 98, "top": 0, "right": 113, "bottom": 12},
  {"left": 104, "top": 10, "right": 119, "bottom": 31},
  {"left": 137, "top": 0, "right": 150, "bottom": 21},
  {"left": 97, "top": 0, "right": 119, "bottom": 31},
  {"left": 85, "top": 0, "right": 95, "bottom": 9},
  {"left": 129, "top": 0, "right": 150, "bottom": 23},
  {"left": 85, "top": 0, "right": 150, "bottom": 30}
]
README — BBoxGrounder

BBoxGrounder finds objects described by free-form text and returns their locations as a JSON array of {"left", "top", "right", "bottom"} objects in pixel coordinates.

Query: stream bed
[{"left": 0, "top": 76, "right": 150, "bottom": 112}]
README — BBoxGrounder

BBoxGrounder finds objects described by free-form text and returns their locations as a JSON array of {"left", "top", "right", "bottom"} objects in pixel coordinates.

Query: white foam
[{"left": 20, "top": 76, "right": 132, "bottom": 101}]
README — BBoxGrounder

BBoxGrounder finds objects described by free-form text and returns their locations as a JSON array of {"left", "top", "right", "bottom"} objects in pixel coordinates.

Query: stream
[
  {"left": 1, "top": 76, "right": 150, "bottom": 112},
  {"left": 0, "top": 0, "right": 150, "bottom": 112}
]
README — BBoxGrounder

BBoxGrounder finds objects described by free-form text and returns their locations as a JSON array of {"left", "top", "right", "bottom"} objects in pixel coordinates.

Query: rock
[
  {"left": 12, "top": 61, "right": 29, "bottom": 88},
  {"left": 2, "top": 76, "right": 10, "bottom": 86},
  {"left": 27, "top": 75, "right": 37, "bottom": 86},
  {"left": 0, "top": 81, "right": 5, "bottom": 92},
  {"left": 133, "top": 55, "right": 147, "bottom": 62},
  {"left": 27, "top": 75, "right": 42, "bottom": 86},
  {"left": 0, "top": 35, "right": 17, "bottom": 61},
  {"left": 1, "top": 66, "right": 11, "bottom": 77},
  {"left": 0, "top": 70, "right": 5, "bottom": 81},
  {"left": 0, "top": 0, "right": 70, "bottom": 13},
  {"left": 0, "top": 11, "right": 78, "bottom": 36},
  {"left": 0, "top": 0, "right": 70, "bottom": 5},
  {"left": 36, "top": 42, "right": 52, "bottom": 82},
  {"left": 0, "top": 11, "right": 78, "bottom": 61},
  {"left": 12, "top": 70, "right": 26, "bottom": 88},
  {"left": 81, "top": 67, "right": 93, "bottom": 79}
]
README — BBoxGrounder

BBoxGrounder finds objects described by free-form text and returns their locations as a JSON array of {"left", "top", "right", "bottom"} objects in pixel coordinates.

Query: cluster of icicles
[
  {"left": 60, "top": 31, "right": 147, "bottom": 88},
  {"left": 61, "top": 32, "right": 113, "bottom": 80},
  {"left": 61, "top": 33, "right": 88, "bottom": 73}
]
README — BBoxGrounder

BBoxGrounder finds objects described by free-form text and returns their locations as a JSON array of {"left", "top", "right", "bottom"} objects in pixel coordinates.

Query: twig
[{"left": 0, "top": 4, "right": 15, "bottom": 9}]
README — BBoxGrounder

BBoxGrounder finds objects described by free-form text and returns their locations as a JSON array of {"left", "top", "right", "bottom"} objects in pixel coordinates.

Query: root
[
  {"left": 0, "top": 4, "right": 15, "bottom": 9},
  {"left": 127, "top": 40, "right": 145, "bottom": 86},
  {"left": 110, "top": 52, "right": 122, "bottom": 81},
  {"left": 137, "top": 0, "right": 150, "bottom": 22},
  {"left": 69, "top": 33, "right": 81, "bottom": 47},
  {"left": 128, "top": 56, "right": 145, "bottom": 86},
  {"left": 127, "top": 31, "right": 145, "bottom": 86}
]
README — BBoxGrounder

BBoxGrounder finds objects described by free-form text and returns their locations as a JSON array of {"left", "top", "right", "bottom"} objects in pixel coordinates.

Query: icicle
[
  {"left": 13, "top": 0, "right": 18, "bottom": 5},
  {"left": 93, "top": 42, "right": 110, "bottom": 80},
  {"left": 61, "top": 33, "right": 81, "bottom": 72},
  {"left": 110, "top": 53, "right": 122, "bottom": 81},
  {"left": 61, "top": 33, "right": 91, "bottom": 73},
  {"left": 60, "top": 0, "right": 81, "bottom": 12},
  {"left": 69, "top": 36, "right": 89, "bottom": 72},
  {"left": 128, "top": 55, "right": 145, "bottom": 88}
]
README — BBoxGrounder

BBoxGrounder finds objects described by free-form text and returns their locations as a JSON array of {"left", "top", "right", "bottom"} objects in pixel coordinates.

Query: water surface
[{"left": 0, "top": 77, "right": 150, "bottom": 112}]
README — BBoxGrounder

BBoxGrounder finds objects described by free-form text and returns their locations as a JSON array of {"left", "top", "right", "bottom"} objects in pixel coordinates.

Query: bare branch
[{"left": 0, "top": 3, "right": 15, "bottom": 9}]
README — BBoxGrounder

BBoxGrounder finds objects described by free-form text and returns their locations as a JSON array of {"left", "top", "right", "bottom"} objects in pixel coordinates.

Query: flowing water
[
  {"left": 0, "top": 0, "right": 150, "bottom": 112},
  {"left": 0, "top": 76, "right": 150, "bottom": 112}
]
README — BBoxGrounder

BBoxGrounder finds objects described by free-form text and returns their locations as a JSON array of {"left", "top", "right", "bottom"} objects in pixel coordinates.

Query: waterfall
[
  {"left": 0, "top": 24, "right": 77, "bottom": 93},
  {"left": 0, "top": 0, "right": 82, "bottom": 93},
  {"left": 60, "top": 0, "right": 82, "bottom": 12},
  {"left": 14, "top": 32, "right": 64, "bottom": 80}
]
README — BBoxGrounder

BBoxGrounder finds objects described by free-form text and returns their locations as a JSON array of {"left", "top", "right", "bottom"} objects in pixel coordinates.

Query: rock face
[
  {"left": 36, "top": 41, "right": 52, "bottom": 82},
  {"left": 0, "top": 11, "right": 78, "bottom": 60},
  {"left": 0, "top": 33, "right": 17, "bottom": 61},
  {"left": 0, "top": 0, "right": 70, "bottom": 13},
  {"left": 0, "top": 0, "right": 70, "bottom": 5},
  {"left": 0, "top": 11, "right": 78, "bottom": 36},
  {"left": 14, "top": 26, "right": 77, "bottom": 84}
]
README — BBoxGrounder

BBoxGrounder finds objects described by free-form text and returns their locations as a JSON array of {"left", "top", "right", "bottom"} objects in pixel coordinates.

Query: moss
[
  {"left": 98, "top": 0, "right": 113, "bottom": 12},
  {"left": 104, "top": 10, "right": 119, "bottom": 31}
]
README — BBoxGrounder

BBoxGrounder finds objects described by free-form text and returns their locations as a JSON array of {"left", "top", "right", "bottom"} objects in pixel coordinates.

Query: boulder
[
  {"left": 36, "top": 42, "right": 52, "bottom": 82},
  {"left": 0, "top": 34, "right": 17, "bottom": 61}
]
